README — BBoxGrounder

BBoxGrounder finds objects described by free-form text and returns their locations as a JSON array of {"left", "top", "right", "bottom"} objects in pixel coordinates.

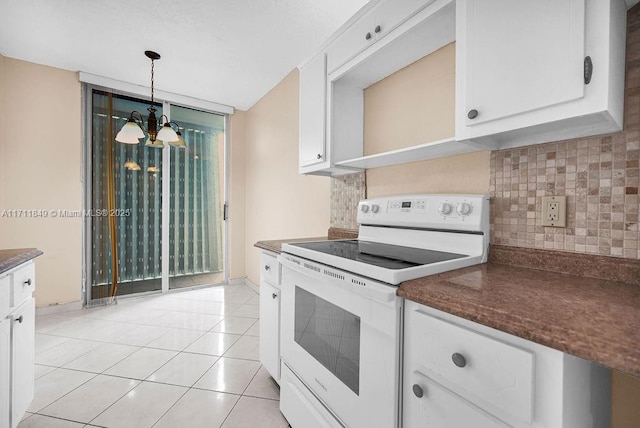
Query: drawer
[
  {"left": 260, "top": 252, "right": 281, "bottom": 286},
  {"left": 408, "top": 308, "right": 534, "bottom": 424},
  {"left": 280, "top": 363, "right": 343, "bottom": 428},
  {"left": 0, "top": 275, "right": 9, "bottom": 319},
  {"left": 11, "top": 263, "right": 35, "bottom": 308},
  {"left": 404, "top": 370, "right": 509, "bottom": 428}
]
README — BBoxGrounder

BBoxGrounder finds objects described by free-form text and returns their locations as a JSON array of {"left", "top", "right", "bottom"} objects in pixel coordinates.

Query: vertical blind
[{"left": 91, "top": 91, "right": 223, "bottom": 294}]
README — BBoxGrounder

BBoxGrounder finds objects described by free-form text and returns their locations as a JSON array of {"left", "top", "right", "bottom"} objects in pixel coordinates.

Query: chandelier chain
[{"left": 150, "top": 59, "right": 155, "bottom": 104}]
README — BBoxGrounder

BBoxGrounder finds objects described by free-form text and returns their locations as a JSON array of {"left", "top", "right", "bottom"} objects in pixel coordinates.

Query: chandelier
[{"left": 115, "top": 51, "right": 186, "bottom": 148}]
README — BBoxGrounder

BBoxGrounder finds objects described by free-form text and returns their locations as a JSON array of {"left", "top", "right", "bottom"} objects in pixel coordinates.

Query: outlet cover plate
[{"left": 541, "top": 196, "right": 567, "bottom": 227}]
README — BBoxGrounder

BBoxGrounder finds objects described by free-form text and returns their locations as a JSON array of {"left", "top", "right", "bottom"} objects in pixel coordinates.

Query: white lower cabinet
[
  {"left": 259, "top": 280, "right": 280, "bottom": 382},
  {"left": 1, "top": 261, "right": 36, "bottom": 428},
  {"left": 10, "top": 299, "right": 34, "bottom": 428},
  {"left": 0, "top": 319, "right": 10, "bottom": 428},
  {"left": 259, "top": 251, "right": 281, "bottom": 382},
  {"left": 403, "top": 301, "right": 611, "bottom": 428}
]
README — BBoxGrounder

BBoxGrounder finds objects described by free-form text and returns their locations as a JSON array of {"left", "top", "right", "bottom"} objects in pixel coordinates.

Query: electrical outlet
[{"left": 541, "top": 196, "right": 567, "bottom": 227}]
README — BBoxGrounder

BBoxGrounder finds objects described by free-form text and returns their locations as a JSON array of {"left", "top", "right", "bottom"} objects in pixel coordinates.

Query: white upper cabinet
[
  {"left": 298, "top": 0, "right": 627, "bottom": 175},
  {"left": 456, "top": 0, "right": 626, "bottom": 148},
  {"left": 299, "top": 52, "right": 327, "bottom": 171},
  {"left": 327, "top": 0, "right": 436, "bottom": 74}
]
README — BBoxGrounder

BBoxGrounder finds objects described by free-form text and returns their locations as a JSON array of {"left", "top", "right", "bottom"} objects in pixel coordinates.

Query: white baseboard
[
  {"left": 229, "top": 277, "right": 260, "bottom": 294},
  {"left": 36, "top": 300, "right": 83, "bottom": 316},
  {"left": 244, "top": 278, "right": 260, "bottom": 294}
]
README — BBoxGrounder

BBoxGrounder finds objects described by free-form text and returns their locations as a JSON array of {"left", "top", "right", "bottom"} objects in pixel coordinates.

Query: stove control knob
[
  {"left": 456, "top": 202, "right": 472, "bottom": 216},
  {"left": 371, "top": 204, "right": 380, "bottom": 214},
  {"left": 438, "top": 202, "right": 453, "bottom": 216},
  {"left": 360, "top": 204, "right": 370, "bottom": 213}
]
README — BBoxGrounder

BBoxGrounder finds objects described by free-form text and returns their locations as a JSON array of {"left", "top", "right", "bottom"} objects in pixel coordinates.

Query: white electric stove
[
  {"left": 282, "top": 193, "right": 490, "bottom": 285},
  {"left": 277, "top": 194, "right": 490, "bottom": 428}
]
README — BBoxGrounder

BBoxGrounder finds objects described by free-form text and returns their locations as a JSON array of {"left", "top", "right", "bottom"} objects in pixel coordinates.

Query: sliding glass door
[
  {"left": 168, "top": 105, "right": 225, "bottom": 290},
  {"left": 85, "top": 89, "right": 226, "bottom": 303}
]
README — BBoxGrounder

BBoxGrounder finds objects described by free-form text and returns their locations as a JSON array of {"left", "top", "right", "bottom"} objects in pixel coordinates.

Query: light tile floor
[{"left": 20, "top": 283, "right": 289, "bottom": 428}]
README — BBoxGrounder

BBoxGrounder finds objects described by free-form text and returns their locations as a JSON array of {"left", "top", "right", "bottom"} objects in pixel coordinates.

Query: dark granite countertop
[
  {"left": 398, "top": 245, "right": 640, "bottom": 377},
  {"left": 255, "top": 237, "right": 329, "bottom": 254},
  {"left": 0, "top": 248, "right": 43, "bottom": 275},
  {"left": 254, "top": 227, "right": 359, "bottom": 254}
]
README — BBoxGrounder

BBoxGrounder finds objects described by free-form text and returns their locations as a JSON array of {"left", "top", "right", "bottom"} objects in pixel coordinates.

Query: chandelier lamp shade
[{"left": 115, "top": 51, "right": 186, "bottom": 149}]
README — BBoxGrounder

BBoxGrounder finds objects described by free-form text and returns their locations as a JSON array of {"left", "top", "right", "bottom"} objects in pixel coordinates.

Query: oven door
[{"left": 278, "top": 254, "right": 402, "bottom": 428}]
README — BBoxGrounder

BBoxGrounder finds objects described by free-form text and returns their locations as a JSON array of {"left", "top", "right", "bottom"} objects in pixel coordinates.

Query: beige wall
[
  {"left": 0, "top": 57, "right": 82, "bottom": 306},
  {"left": 229, "top": 110, "right": 247, "bottom": 280},
  {"left": 243, "top": 69, "right": 330, "bottom": 285},
  {"left": 363, "top": 42, "right": 491, "bottom": 198}
]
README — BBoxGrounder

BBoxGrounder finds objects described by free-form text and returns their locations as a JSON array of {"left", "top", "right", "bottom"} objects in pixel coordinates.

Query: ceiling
[{"left": 0, "top": 0, "right": 368, "bottom": 110}]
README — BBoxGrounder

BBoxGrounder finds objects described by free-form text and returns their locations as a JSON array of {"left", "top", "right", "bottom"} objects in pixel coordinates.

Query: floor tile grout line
[
  {"left": 30, "top": 370, "right": 100, "bottom": 416},
  {"left": 30, "top": 284, "right": 274, "bottom": 428}
]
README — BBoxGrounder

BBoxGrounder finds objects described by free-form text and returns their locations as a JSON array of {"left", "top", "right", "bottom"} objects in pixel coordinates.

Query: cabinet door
[
  {"left": 459, "top": 0, "right": 585, "bottom": 127},
  {"left": 259, "top": 280, "right": 280, "bottom": 381},
  {"left": 0, "top": 319, "right": 9, "bottom": 428},
  {"left": 404, "top": 371, "right": 509, "bottom": 428},
  {"left": 11, "top": 299, "right": 34, "bottom": 428},
  {"left": 299, "top": 52, "right": 327, "bottom": 169},
  {"left": 327, "top": 0, "right": 436, "bottom": 74}
]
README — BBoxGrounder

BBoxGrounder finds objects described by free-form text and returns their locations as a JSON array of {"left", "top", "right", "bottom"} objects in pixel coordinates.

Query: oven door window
[{"left": 294, "top": 286, "right": 360, "bottom": 395}]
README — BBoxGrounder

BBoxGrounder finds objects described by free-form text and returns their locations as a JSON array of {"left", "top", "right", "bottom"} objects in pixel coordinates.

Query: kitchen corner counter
[
  {"left": 397, "top": 245, "right": 640, "bottom": 377},
  {"left": 255, "top": 237, "right": 329, "bottom": 254},
  {"left": 254, "top": 227, "right": 359, "bottom": 254},
  {"left": 0, "top": 248, "right": 43, "bottom": 274}
]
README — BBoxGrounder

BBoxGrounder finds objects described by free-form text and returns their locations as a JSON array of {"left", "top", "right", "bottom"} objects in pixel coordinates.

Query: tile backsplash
[
  {"left": 491, "top": 5, "right": 640, "bottom": 260},
  {"left": 330, "top": 172, "right": 365, "bottom": 229},
  {"left": 490, "top": 137, "right": 640, "bottom": 258}
]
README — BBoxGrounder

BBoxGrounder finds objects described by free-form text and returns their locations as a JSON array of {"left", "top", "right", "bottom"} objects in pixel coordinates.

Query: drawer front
[
  {"left": 11, "top": 263, "right": 35, "bottom": 308},
  {"left": 404, "top": 370, "right": 509, "bottom": 428},
  {"left": 408, "top": 307, "right": 533, "bottom": 423},
  {"left": 259, "top": 252, "right": 281, "bottom": 286},
  {"left": 0, "top": 276, "right": 10, "bottom": 320},
  {"left": 280, "top": 363, "right": 343, "bottom": 428}
]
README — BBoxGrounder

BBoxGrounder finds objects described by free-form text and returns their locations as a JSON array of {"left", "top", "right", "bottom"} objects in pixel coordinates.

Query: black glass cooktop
[{"left": 290, "top": 240, "right": 467, "bottom": 270}]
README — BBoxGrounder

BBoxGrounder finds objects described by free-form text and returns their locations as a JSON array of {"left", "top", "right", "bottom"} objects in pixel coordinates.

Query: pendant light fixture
[{"left": 115, "top": 51, "right": 186, "bottom": 149}]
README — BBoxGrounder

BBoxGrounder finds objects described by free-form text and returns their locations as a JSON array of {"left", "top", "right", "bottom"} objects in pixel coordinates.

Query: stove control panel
[{"left": 357, "top": 194, "right": 489, "bottom": 232}]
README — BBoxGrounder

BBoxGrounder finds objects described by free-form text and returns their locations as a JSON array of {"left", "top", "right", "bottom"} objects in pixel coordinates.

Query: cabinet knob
[
  {"left": 412, "top": 384, "right": 424, "bottom": 398},
  {"left": 374, "top": 25, "right": 381, "bottom": 34},
  {"left": 467, "top": 109, "right": 478, "bottom": 120},
  {"left": 272, "top": 293, "right": 278, "bottom": 299},
  {"left": 584, "top": 56, "right": 593, "bottom": 85},
  {"left": 15, "top": 315, "right": 23, "bottom": 324},
  {"left": 264, "top": 265, "right": 270, "bottom": 271},
  {"left": 317, "top": 153, "right": 323, "bottom": 160},
  {"left": 365, "top": 32, "right": 372, "bottom": 41},
  {"left": 24, "top": 278, "right": 32, "bottom": 286},
  {"left": 452, "top": 352, "right": 467, "bottom": 368}
]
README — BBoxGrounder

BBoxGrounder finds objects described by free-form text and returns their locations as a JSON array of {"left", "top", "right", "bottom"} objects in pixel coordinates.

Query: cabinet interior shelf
[{"left": 334, "top": 137, "right": 481, "bottom": 170}]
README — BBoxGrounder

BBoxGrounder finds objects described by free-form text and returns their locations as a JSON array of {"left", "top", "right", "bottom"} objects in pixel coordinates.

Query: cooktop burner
[{"left": 289, "top": 240, "right": 467, "bottom": 270}]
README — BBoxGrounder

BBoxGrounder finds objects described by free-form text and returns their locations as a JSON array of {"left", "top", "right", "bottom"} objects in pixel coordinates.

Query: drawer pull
[
  {"left": 374, "top": 25, "right": 381, "bottom": 34},
  {"left": 15, "top": 315, "right": 23, "bottom": 324},
  {"left": 24, "top": 278, "right": 32, "bottom": 286},
  {"left": 452, "top": 352, "right": 467, "bottom": 368},
  {"left": 264, "top": 265, "right": 270, "bottom": 271},
  {"left": 467, "top": 109, "right": 478, "bottom": 119},
  {"left": 412, "top": 384, "right": 424, "bottom": 398},
  {"left": 272, "top": 293, "right": 278, "bottom": 299},
  {"left": 365, "top": 32, "right": 372, "bottom": 41}
]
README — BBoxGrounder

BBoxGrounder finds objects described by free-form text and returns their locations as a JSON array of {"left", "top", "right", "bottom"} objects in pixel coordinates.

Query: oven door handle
[{"left": 278, "top": 255, "right": 396, "bottom": 304}]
